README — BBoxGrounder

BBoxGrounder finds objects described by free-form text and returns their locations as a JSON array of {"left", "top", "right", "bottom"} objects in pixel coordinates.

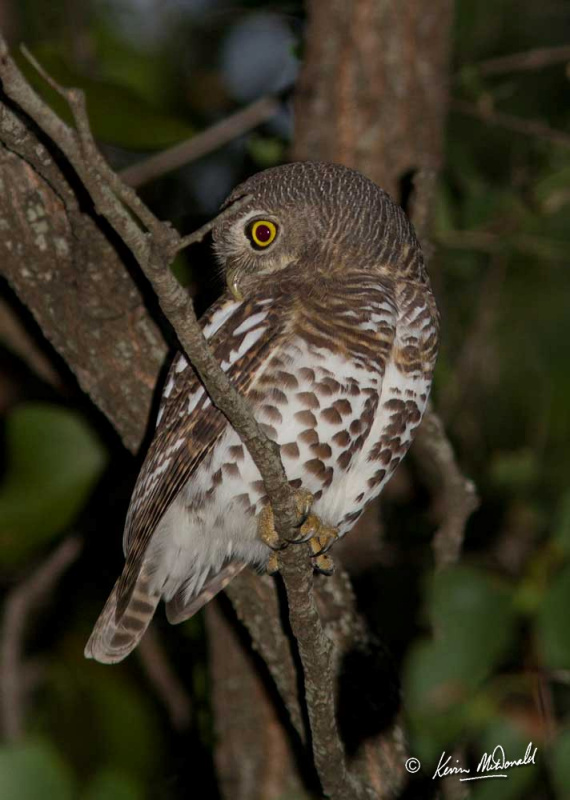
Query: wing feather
[{"left": 116, "top": 291, "right": 287, "bottom": 617}]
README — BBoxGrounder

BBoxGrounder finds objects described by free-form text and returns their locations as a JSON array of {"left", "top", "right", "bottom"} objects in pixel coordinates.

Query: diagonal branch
[
  {"left": 137, "top": 625, "right": 192, "bottom": 731},
  {"left": 120, "top": 95, "right": 280, "bottom": 189},
  {"left": 0, "top": 537, "right": 82, "bottom": 742},
  {"left": 452, "top": 99, "right": 570, "bottom": 149},
  {"left": 0, "top": 36, "right": 364, "bottom": 799},
  {"left": 414, "top": 404, "right": 479, "bottom": 568},
  {"left": 471, "top": 44, "right": 570, "bottom": 77},
  {"left": 410, "top": 167, "right": 480, "bottom": 570}
]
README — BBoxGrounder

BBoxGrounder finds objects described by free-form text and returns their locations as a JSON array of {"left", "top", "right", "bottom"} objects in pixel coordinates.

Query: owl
[{"left": 85, "top": 161, "right": 439, "bottom": 664}]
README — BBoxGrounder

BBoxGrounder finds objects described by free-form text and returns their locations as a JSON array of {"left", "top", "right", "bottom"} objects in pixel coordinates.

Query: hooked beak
[{"left": 227, "top": 268, "right": 244, "bottom": 301}]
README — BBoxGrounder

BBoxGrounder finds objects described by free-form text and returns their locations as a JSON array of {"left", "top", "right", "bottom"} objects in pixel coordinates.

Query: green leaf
[
  {"left": 536, "top": 564, "right": 570, "bottom": 669},
  {"left": 404, "top": 639, "right": 467, "bottom": 761},
  {"left": 489, "top": 449, "right": 540, "bottom": 494},
  {"left": 247, "top": 135, "right": 286, "bottom": 168},
  {"left": 82, "top": 769, "right": 143, "bottom": 800},
  {"left": 428, "top": 567, "right": 516, "bottom": 683},
  {"left": 0, "top": 741, "right": 75, "bottom": 800},
  {"left": 404, "top": 567, "right": 516, "bottom": 761},
  {"left": 0, "top": 404, "right": 107, "bottom": 566},
  {"left": 74, "top": 666, "right": 159, "bottom": 778}
]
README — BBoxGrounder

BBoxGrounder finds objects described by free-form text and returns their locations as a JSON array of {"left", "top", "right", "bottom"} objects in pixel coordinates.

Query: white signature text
[{"left": 432, "top": 742, "right": 537, "bottom": 782}]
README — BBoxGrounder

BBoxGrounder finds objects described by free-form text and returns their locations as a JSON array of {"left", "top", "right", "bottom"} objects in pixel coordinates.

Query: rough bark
[
  {"left": 0, "top": 1, "right": 471, "bottom": 795},
  {"left": 0, "top": 102, "right": 167, "bottom": 453},
  {"left": 290, "top": 1, "right": 463, "bottom": 797},
  {"left": 206, "top": 602, "right": 309, "bottom": 800},
  {"left": 293, "top": 0, "right": 468, "bottom": 573},
  {"left": 294, "top": 0, "right": 453, "bottom": 199},
  {"left": 0, "top": 35, "right": 379, "bottom": 800}
]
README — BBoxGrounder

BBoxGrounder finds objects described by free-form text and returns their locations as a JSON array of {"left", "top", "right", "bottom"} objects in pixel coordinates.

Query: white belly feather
[{"left": 148, "top": 332, "right": 430, "bottom": 603}]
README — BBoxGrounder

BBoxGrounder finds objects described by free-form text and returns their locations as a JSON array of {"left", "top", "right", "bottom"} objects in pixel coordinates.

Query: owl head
[{"left": 211, "top": 161, "right": 424, "bottom": 299}]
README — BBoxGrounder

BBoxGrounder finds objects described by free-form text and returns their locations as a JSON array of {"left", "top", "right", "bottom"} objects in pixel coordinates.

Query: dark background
[{"left": 0, "top": 1, "right": 569, "bottom": 798}]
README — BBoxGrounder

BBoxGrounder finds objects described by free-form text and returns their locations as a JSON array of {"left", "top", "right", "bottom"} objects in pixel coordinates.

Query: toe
[
  {"left": 266, "top": 552, "right": 280, "bottom": 575},
  {"left": 290, "top": 513, "right": 320, "bottom": 544},
  {"left": 294, "top": 489, "right": 314, "bottom": 525},
  {"left": 312, "top": 553, "right": 335, "bottom": 575}
]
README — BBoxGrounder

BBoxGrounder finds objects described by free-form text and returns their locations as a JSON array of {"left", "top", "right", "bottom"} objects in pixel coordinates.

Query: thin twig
[
  {"left": 3, "top": 43, "right": 290, "bottom": 522},
  {"left": 410, "top": 165, "right": 439, "bottom": 262},
  {"left": 452, "top": 99, "right": 570, "bottom": 149},
  {"left": 277, "top": 553, "right": 362, "bottom": 798},
  {"left": 137, "top": 625, "right": 192, "bottom": 731},
  {"left": 0, "top": 537, "right": 82, "bottom": 741},
  {"left": 472, "top": 44, "right": 570, "bottom": 77},
  {"left": 410, "top": 170, "right": 479, "bottom": 571},
  {"left": 0, "top": 37, "right": 360, "bottom": 799},
  {"left": 120, "top": 95, "right": 280, "bottom": 188},
  {"left": 20, "top": 44, "right": 164, "bottom": 238},
  {"left": 436, "top": 229, "right": 569, "bottom": 260},
  {"left": 176, "top": 197, "right": 251, "bottom": 251},
  {"left": 414, "top": 406, "right": 479, "bottom": 568}
]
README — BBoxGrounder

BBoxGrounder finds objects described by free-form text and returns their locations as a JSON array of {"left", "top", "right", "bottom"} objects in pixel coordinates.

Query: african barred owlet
[{"left": 86, "top": 161, "right": 439, "bottom": 664}]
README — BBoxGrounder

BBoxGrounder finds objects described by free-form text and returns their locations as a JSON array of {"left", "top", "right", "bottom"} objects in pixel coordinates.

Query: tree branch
[
  {"left": 409, "top": 166, "right": 480, "bottom": 570},
  {"left": 120, "top": 95, "right": 280, "bottom": 189},
  {"left": 206, "top": 601, "right": 307, "bottom": 800},
  {"left": 137, "top": 625, "right": 192, "bottom": 731},
  {"left": 414, "top": 406, "right": 479, "bottom": 568},
  {"left": 0, "top": 100, "right": 166, "bottom": 453},
  {"left": 0, "top": 35, "right": 362, "bottom": 799},
  {"left": 0, "top": 537, "right": 81, "bottom": 742},
  {"left": 471, "top": 44, "right": 570, "bottom": 77},
  {"left": 452, "top": 99, "right": 570, "bottom": 149}
]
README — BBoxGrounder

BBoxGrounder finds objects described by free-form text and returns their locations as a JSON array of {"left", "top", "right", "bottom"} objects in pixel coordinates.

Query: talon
[
  {"left": 312, "top": 553, "right": 335, "bottom": 575},
  {"left": 308, "top": 527, "right": 339, "bottom": 557},
  {"left": 286, "top": 513, "right": 319, "bottom": 544},
  {"left": 266, "top": 552, "right": 280, "bottom": 575},
  {"left": 258, "top": 490, "right": 339, "bottom": 578},
  {"left": 257, "top": 504, "right": 282, "bottom": 550},
  {"left": 294, "top": 489, "right": 314, "bottom": 526}
]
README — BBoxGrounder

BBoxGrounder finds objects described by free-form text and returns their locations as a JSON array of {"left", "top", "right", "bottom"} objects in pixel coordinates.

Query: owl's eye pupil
[
  {"left": 255, "top": 224, "right": 272, "bottom": 243},
  {"left": 247, "top": 219, "right": 278, "bottom": 249}
]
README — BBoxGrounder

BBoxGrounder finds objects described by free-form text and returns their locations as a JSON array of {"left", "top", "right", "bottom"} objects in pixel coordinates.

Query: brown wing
[{"left": 115, "top": 291, "right": 287, "bottom": 618}]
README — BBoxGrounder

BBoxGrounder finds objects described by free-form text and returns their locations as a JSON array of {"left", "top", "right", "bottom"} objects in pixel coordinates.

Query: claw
[
  {"left": 266, "top": 552, "right": 280, "bottom": 575},
  {"left": 312, "top": 553, "right": 335, "bottom": 575},
  {"left": 286, "top": 513, "right": 319, "bottom": 544},
  {"left": 257, "top": 490, "right": 337, "bottom": 579},
  {"left": 293, "top": 489, "right": 314, "bottom": 526},
  {"left": 257, "top": 504, "right": 282, "bottom": 550},
  {"left": 308, "top": 524, "right": 339, "bottom": 574},
  {"left": 309, "top": 526, "right": 338, "bottom": 556}
]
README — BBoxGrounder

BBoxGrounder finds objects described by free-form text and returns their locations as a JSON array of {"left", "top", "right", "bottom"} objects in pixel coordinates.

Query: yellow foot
[
  {"left": 258, "top": 490, "right": 337, "bottom": 576},
  {"left": 257, "top": 503, "right": 282, "bottom": 550},
  {"left": 293, "top": 488, "right": 314, "bottom": 528},
  {"left": 258, "top": 489, "right": 314, "bottom": 550},
  {"left": 304, "top": 517, "right": 339, "bottom": 575},
  {"left": 266, "top": 552, "right": 280, "bottom": 575},
  {"left": 312, "top": 553, "right": 335, "bottom": 575},
  {"left": 299, "top": 515, "right": 338, "bottom": 552}
]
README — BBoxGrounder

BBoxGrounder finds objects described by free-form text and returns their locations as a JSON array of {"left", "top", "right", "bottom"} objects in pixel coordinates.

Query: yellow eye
[{"left": 247, "top": 219, "right": 278, "bottom": 249}]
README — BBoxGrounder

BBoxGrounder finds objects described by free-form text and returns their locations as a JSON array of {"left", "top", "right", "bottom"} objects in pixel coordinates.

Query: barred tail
[
  {"left": 165, "top": 562, "right": 245, "bottom": 624},
  {"left": 84, "top": 570, "right": 160, "bottom": 664}
]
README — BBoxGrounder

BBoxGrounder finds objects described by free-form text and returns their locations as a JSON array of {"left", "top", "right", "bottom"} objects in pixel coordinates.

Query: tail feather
[
  {"left": 85, "top": 571, "right": 160, "bottom": 664},
  {"left": 165, "top": 562, "right": 245, "bottom": 624}
]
